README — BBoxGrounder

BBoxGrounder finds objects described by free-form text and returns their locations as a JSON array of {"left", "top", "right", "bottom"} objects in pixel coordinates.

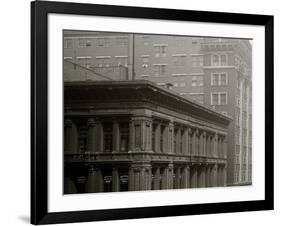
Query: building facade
[
  {"left": 63, "top": 31, "right": 252, "bottom": 186},
  {"left": 64, "top": 81, "right": 231, "bottom": 193}
]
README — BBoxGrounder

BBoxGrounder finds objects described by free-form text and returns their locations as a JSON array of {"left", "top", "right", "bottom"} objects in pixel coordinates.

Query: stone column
[
  {"left": 208, "top": 134, "right": 212, "bottom": 157},
  {"left": 192, "top": 129, "right": 197, "bottom": 156},
  {"left": 113, "top": 120, "right": 120, "bottom": 152},
  {"left": 198, "top": 165, "right": 206, "bottom": 188},
  {"left": 190, "top": 165, "right": 198, "bottom": 188},
  {"left": 167, "top": 122, "right": 174, "bottom": 154},
  {"left": 203, "top": 131, "right": 207, "bottom": 157},
  {"left": 218, "top": 136, "right": 222, "bottom": 158},
  {"left": 162, "top": 163, "right": 173, "bottom": 189},
  {"left": 112, "top": 168, "right": 119, "bottom": 192},
  {"left": 205, "top": 134, "right": 209, "bottom": 157},
  {"left": 198, "top": 130, "right": 204, "bottom": 156},
  {"left": 87, "top": 168, "right": 103, "bottom": 192},
  {"left": 128, "top": 167, "right": 134, "bottom": 191},
  {"left": 64, "top": 119, "right": 78, "bottom": 153},
  {"left": 154, "top": 124, "right": 160, "bottom": 152},
  {"left": 175, "top": 167, "right": 181, "bottom": 189},
  {"left": 153, "top": 167, "right": 161, "bottom": 190},
  {"left": 181, "top": 165, "right": 190, "bottom": 188},
  {"left": 213, "top": 133, "right": 218, "bottom": 157},
  {"left": 145, "top": 120, "right": 153, "bottom": 152},
  {"left": 129, "top": 119, "right": 135, "bottom": 152},
  {"left": 184, "top": 128, "right": 189, "bottom": 156},
  {"left": 175, "top": 129, "right": 180, "bottom": 154},
  {"left": 212, "top": 164, "right": 218, "bottom": 187}
]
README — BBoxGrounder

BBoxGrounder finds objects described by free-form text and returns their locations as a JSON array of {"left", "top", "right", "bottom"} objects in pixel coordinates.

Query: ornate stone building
[{"left": 64, "top": 80, "right": 231, "bottom": 193}]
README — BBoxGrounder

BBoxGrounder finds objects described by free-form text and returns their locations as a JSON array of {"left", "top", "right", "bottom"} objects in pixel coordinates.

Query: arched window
[
  {"left": 221, "top": 54, "right": 227, "bottom": 65},
  {"left": 212, "top": 55, "right": 219, "bottom": 66}
]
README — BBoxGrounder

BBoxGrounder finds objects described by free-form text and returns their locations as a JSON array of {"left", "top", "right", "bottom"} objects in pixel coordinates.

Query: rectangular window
[
  {"left": 211, "top": 72, "right": 228, "bottom": 86},
  {"left": 221, "top": 73, "right": 227, "bottom": 85},
  {"left": 64, "top": 39, "right": 73, "bottom": 48},
  {"left": 191, "top": 75, "right": 204, "bottom": 87},
  {"left": 86, "top": 40, "right": 92, "bottom": 47},
  {"left": 173, "top": 55, "right": 186, "bottom": 66},
  {"left": 220, "top": 93, "right": 227, "bottom": 105},
  {"left": 154, "top": 44, "right": 167, "bottom": 57},
  {"left": 96, "top": 37, "right": 109, "bottom": 47},
  {"left": 119, "top": 122, "right": 129, "bottom": 152},
  {"left": 211, "top": 92, "right": 228, "bottom": 105},
  {"left": 191, "top": 55, "right": 203, "bottom": 67},
  {"left": 103, "top": 170, "right": 113, "bottom": 192},
  {"left": 142, "top": 35, "right": 150, "bottom": 46},
  {"left": 78, "top": 125, "right": 88, "bottom": 153},
  {"left": 212, "top": 93, "right": 219, "bottom": 105},
  {"left": 116, "top": 37, "right": 128, "bottom": 46},
  {"left": 96, "top": 57, "right": 111, "bottom": 67},
  {"left": 211, "top": 54, "right": 228, "bottom": 66},
  {"left": 153, "top": 65, "right": 166, "bottom": 76},
  {"left": 78, "top": 39, "right": 91, "bottom": 48},
  {"left": 212, "top": 73, "right": 219, "bottom": 85}
]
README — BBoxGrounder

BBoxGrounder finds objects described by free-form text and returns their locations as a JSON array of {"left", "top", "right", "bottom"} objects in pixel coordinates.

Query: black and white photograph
[{"left": 63, "top": 31, "right": 252, "bottom": 194}]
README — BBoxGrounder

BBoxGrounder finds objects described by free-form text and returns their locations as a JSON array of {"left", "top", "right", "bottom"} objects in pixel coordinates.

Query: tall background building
[{"left": 63, "top": 30, "right": 252, "bottom": 186}]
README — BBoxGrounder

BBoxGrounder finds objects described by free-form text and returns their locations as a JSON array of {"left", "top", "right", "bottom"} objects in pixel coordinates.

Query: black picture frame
[{"left": 31, "top": 0, "right": 274, "bottom": 224}]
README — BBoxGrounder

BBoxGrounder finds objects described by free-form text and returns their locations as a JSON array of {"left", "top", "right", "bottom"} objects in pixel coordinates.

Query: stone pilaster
[
  {"left": 162, "top": 163, "right": 174, "bottom": 189},
  {"left": 129, "top": 162, "right": 152, "bottom": 191},
  {"left": 112, "top": 167, "right": 119, "bottom": 192},
  {"left": 87, "top": 118, "right": 102, "bottom": 153},
  {"left": 181, "top": 165, "right": 190, "bottom": 188},
  {"left": 130, "top": 116, "right": 152, "bottom": 152}
]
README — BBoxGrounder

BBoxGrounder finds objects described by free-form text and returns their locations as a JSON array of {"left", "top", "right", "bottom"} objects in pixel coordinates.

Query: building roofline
[{"left": 64, "top": 80, "right": 233, "bottom": 122}]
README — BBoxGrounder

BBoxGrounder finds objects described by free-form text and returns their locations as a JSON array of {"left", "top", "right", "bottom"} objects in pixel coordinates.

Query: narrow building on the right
[{"left": 200, "top": 38, "right": 252, "bottom": 185}]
